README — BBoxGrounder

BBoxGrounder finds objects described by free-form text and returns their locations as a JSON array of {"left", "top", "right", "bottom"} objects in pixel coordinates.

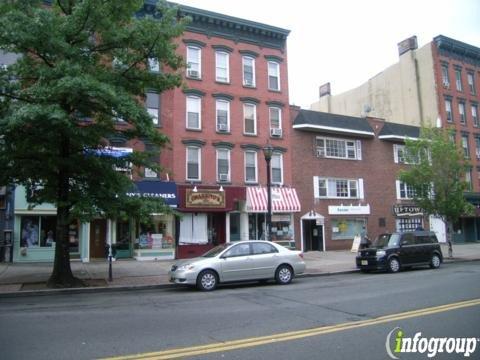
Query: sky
[{"left": 173, "top": 0, "right": 480, "bottom": 109}]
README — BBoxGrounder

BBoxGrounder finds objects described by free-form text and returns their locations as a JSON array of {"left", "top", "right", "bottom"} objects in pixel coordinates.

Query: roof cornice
[{"left": 293, "top": 124, "right": 375, "bottom": 137}]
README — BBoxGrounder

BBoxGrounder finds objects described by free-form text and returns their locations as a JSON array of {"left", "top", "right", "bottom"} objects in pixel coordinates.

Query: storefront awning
[{"left": 247, "top": 187, "right": 301, "bottom": 213}]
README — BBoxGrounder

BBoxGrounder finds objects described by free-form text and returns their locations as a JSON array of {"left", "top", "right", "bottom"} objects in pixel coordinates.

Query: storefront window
[
  {"left": 248, "top": 213, "right": 265, "bottom": 240},
  {"left": 396, "top": 217, "right": 422, "bottom": 232},
  {"left": 230, "top": 213, "right": 241, "bottom": 241},
  {"left": 116, "top": 220, "right": 130, "bottom": 251},
  {"left": 136, "top": 215, "right": 175, "bottom": 249},
  {"left": 331, "top": 218, "right": 366, "bottom": 240},
  {"left": 270, "top": 214, "right": 294, "bottom": 242}
]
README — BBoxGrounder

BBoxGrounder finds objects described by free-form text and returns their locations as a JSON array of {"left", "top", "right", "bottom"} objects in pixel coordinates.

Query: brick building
[
  {"left": 311, "top": 35, "right": 480, "bottom": 243},
  {"left": 290, "top": 107, "right": 427, "bottom": 251}
]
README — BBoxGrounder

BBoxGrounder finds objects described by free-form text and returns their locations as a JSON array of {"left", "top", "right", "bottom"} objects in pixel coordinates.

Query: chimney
[
  {"left": 397, "top": 36, "right": 418, "bottom": 56},
  {"left": 319, "top": 82, "right": 331, "bottom": 98}
]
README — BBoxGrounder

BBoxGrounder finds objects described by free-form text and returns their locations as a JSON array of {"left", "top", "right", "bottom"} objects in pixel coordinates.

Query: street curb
[{"left": 0, "top": 258, "right": 478, "bottom": 298}]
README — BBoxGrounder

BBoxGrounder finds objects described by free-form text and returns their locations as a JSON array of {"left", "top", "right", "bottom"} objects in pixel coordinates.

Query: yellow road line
[{"left": 102, "top": 298, "right": 480, "bottom": 360}]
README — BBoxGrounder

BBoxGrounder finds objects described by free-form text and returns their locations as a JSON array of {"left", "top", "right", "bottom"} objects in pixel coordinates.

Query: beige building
[{"left": 311, "top": 36, "right": 439, "bottom": 127}]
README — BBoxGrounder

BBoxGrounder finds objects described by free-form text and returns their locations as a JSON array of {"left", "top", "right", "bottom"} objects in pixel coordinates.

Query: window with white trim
[
  {"left": 216, "top": 99, "right": 230, "bottom": 132},
  {"left": 267, "top": 61, "right": 280, "bottom": 91},
  {"left": 215, "top": 51, "right": 229, "bottom": 83},
  {"left": 242, "top": 56, "right": 255, "bottom": 87},
  {"left": 144, "top": 168, "right": 157, "bottom": 178},
  {"left": 269, "top": 107, "right": 282, "bottom": 129},
  {"left": 148, "top": 57, "right": 160, "bottom": 72},
  {"left": 466, "top": 169, "right": 472, "bottom": 191},
  {"left": 441, "top": 64, "right": 450, "bottom": 87},
  {"left": 271, "top": 153, "right": 283, "bottom": 184},
  {"left": 472, "top": 104, "right": 479, "bottom": 127},
  {"left": 186, "top": 46, "right": 201, "bottom": 79},
  {"left": 396, "top": 180, "right": 415, "bottom": 199},
  {"left": 459, "top": 102, "right": 466, "bottom": 124},
  {"left": 243, "top": 103, "right": 257, "bottom": 135},
  {"left": 186, "top": 96, "right": 201, "bottom": 130},
  {"left": 461, "top": 134, "right": 470, "bottom": 158},
  {"left": 445, "top": 99, "right": 453, "bottom": 122},
  {"left": 217, "top": 148, "right": 230, "bottom": 182},
  {"left": 186, "top": 146, "right": 201, "bottom": 181},
  {"left": 146, "top": 92, "right": 159, "bottom": 126},
  {"left": 393, "top": 144, "right": 419, "bottom": 164},
  {"left": 475, "top": 137, "right": 480, "bottom": 160},
  {"left": 315, "top": 177, "right": 362, "bottom": 199},
  {"left": 455, "top": 68, "right": 463, "bottom": 91},
  {"left": 467, "top": 72, "right": 476, "bottom": 95},
  {"left": 315, "top": 136, "right": 361, "bottom": 160},
  {"left": 244, "top": 151, "right": 257, "bottom": 183}
]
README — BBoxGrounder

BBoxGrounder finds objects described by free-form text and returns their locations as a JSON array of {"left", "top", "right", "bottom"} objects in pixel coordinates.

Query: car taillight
[{"left": 298, "top": 253, "right": 304, "bottom": 259}]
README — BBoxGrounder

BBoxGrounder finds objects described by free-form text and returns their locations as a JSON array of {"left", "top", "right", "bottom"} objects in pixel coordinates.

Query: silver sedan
[{"left": 169, "top": 241, "right": 306, "bottom": 291}]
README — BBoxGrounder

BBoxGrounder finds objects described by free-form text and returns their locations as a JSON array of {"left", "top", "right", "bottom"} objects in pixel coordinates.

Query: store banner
[{"left": 126, "top": 181, "right": 178, "bottom": 207}]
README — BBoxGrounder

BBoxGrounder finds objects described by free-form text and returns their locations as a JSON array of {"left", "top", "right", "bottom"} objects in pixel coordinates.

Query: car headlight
[
  {"left": 357, "top": 251, "right": 362, "bottom": 257},
  {"left": 177, "top": 263, "right": 195, "bottom": 271},
  {"left": 376, "top": 250, "right": 386, "bottom": 257}
]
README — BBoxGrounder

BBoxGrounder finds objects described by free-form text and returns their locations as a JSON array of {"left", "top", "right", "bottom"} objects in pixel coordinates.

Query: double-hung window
[
  {"left": 269, "top": 107, "right": 282, "bottom": 136},
  {"left": 215, "top": 51, "right": 229, "bottom": 83},
  {"left": 148, "top": 57, "right": 160, "bottom": 72},
  {"left": 244, "top": 103, "right": 257, "bottom": 135},
  {"left": 445, "top": 99, "right": 453, "bottom": 122},
  {"left": 462, "top": 135, "right": 470, "bottom": 158},
  {"left": 186, "top": 46, "right": 201, "bottom": 79},
  {"left": 267, "top": 61, "right": 280, "bottom": 91},
  {"left": 242, "top": 56, "right": 255, "bottom": 87},
  {"left": 217, "top": 149, "right": 230, "bottom": 182},
  {"left": 271, "top": 153, "right": 283, "bottom": 185},
  {"left": 315, "top": 177, "right": 362, "bottom": 199},
  {"left": 459, "top": 102, "right": 466, "bottom": 125},
  {"left": 216, "top": 99, "right": 230, "bottom": 132},
  {"left": 467, "top": 72, "right": 476, "bottom": 95},
  {"left": 393, "top": 144, "right": 419, "bottom": 164},
  {"left": 396, "top": 181, "right": 415, "bottom": 200},
  {"left": 186, "top": 96, "right": 201, "bottom": 130},
  {"left": 441, "top": 64, "right": 450, "bottom": 87},
  {"left": 472, "top": 104, "right": 479, "bottom": 127},
  {"left": 315, "top": 137, "right": 361, "bottom": 160},
  {"left": 146, "top": 92, "right": 160, "bottom": 126},
  {"left": 245, "top": 151, "right": 257, "bottom": 183},
  {"left": 455, "top": 68, "right": 463, "bottom": 91},
  {"left": 186, "top": 147, "right": 201, "bottom": 181}
]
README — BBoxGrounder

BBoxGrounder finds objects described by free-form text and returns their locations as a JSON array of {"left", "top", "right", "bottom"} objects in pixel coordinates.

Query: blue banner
[{"left": 126, "top": 181, "right": 177, "bottom": 207}]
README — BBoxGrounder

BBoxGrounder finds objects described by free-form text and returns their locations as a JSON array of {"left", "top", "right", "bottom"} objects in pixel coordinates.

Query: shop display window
[
  {"left": 136, "top": 215, "right": 175, "bottom": 250},
  {"left": 331, "top": 218, "right": 366, "bottom": 240}
]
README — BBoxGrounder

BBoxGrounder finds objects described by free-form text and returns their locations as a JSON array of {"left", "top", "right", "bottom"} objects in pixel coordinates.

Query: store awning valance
[{"left": 247, "top": 187, "right": 301, "bottom": 213}]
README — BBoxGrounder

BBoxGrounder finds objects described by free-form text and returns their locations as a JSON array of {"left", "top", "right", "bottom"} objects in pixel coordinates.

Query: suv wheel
[
  {"left": 275, "top": 265, "right": 293, "bottom": 285},
  {"left": 197, "top": 270, "right": 218, "bottom": 291},
  {"left": 429, "top": 254, "right": 441, "bottom": 269},
  {"left": 387, "top": 257, "right": 401, "bottom": 273}
]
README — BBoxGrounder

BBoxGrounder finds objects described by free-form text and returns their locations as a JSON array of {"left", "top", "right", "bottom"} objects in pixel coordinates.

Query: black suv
[{"left": 356, "top": 231, "right": 443, "bottom": 273}]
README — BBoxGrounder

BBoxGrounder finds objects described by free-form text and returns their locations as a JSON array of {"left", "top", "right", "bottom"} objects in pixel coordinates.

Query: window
[
  {"left": 217, "top": 148, "right": 230, "bottom": 182},
  {"left": 267, "top": 61, "right": 280, "bottom": 91},
  {"left": 315, "top": 137, "right": 361, "bottom": 160},
  {"left": 459, "top": 102, "right": 466, "bottom": 125},
  {"left": 20, "top": 216, "right": 79, "bottom": 251},
  {"left": 445, "top": 99, "right": 453, "bottom": 122},
  {"left": 216, "top": 99, "right": 230, "bottom": 132},
  {"left": 148, "top": 57, "right": 160, "bottom": 72},
  {"left": 186, "top": 147, "right": 201, "bottom": 181},
  {"left": 396, "top": 181, "right": 415, "bottom": 199},
  {"left": 467, "top": 72, "right": 476, "bottom": 94},
  {"left": 242, "top": 56, "right": 255, "bottom": 87},
  {"left": 462, "top": 135, "right": 470, "bottom": 158},
  {"left": 315, "top": 177, "right": 362, "bottom": 199},
  {"left": 475, "top": 137, "right": 480, "bottom": 159},
  {"left": 215, "top": 51, "right": 229, "bottom": 83},
  {"left": 186, "top": 46, "right": 201, "bottom": 79},
  {"left": 186, "top": 96, "right": 201, "bottom": 130},
  {"left": 331, "top": 218, "right": 365, "bottom": 240},
  {"left": 224, "top": 243, "right": 250, "bottom": 257},
  {"left": 252, "top": 242, "right": 278, "bottom": 255},
  {"left": 441, "top": 64, "right": 450, "bottom": 87},
  {"left": 396, "top": 217, "right": 422, "bottom": 233},
  {"left": 146, "top": 92, "right": 160, "bottom": 126},
  {"left": 466, "top": 169, "right": 472, "bottom": 191},
  {"left": 271, "top": 153, "right": 283, "bottom": 184},
  {"left": 269, "top": 107, "right": 282, "bottom": 133},
  {"left": 243, "top": 103, "right": 257, "bottom": 135},
  {"left": 144, "top": 168, "right": 157, "bottom": 178},
  {"left": 472, "top": 104, "right": 479, "bottom": 127},
  {"left": 245, "top": 151, "right": 257, "bottom": 183},
  {"left": 455, "top": 68, "right": 463, "bottom": 91}
]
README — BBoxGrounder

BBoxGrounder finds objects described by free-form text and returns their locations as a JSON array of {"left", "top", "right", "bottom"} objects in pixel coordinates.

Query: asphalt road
[{"left": 0, "top": 262, "right": 479, "bottom": 360}]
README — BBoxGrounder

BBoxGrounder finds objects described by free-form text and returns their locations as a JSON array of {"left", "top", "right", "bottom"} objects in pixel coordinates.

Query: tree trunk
[
  {"left": 47, "top": 135, "right": 84, "bottom": 288},
  {"left": 446, "top": 220, "right": 454, "bottom": 259}
]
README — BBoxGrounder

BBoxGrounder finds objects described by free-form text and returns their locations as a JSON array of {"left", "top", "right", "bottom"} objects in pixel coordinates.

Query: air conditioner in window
[
  {"left": 316, "top": 148, "right": 325, "bottom": 157},
  {"left": 270, "top": 128, "right": 282, "bottom": 137},
  {"left": 217, "top": 123, "right": 228, "bottom": 132},
  {"left": 219, "top": 173, "right": 229, "bottom": 182},
  {"left": 244, "top": 79, "right": 254, "bottom": 87},
  {"left": 443, "top": 80, "right": 450, "bottom": 88},
  {"left": 188, "top": 70, "right": 199, "bottom": 78}
]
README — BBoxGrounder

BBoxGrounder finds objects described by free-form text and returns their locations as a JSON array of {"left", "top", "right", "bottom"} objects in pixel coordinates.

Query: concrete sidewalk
[{"left": 0, "top": 243, "right": 479, "bottom": 296}]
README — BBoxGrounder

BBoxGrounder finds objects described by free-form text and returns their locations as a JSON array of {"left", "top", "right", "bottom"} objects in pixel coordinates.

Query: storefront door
[
  {"left": 90, "top": 219, "right": 107, "bottom": 258},
  {"left": 303, "top": 220, "right": 323, "bottom": 251}
]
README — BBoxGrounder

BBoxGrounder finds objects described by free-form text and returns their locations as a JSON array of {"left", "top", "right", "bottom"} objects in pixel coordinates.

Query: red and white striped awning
[{"left": 247, "top": 187, "right": 301, "bottom": 213}]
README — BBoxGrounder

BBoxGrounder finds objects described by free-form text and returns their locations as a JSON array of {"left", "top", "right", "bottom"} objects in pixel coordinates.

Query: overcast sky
[{"left": 174, "top": 0, "right": 480, "bottom": 108}]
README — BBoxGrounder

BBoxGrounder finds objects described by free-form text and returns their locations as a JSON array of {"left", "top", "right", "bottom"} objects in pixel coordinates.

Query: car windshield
[
  {"left": 374, "top": 233, "right": 400, "bottom": 249},
  {"left": 201, "top": 243, "right": 230, "bottom": 258}
]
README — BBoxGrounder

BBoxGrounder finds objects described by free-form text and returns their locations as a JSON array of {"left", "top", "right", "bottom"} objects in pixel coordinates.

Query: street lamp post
[{"left": 263, "top": 144, "right": 274, "bottom": 242}]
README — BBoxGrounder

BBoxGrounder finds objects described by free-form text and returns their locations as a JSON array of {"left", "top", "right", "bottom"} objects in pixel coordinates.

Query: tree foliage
[
  {"left": 399, "top": 127, "right": 474, "bottom": 240},
  {"left": 0, "top": 0, "right": 186, "bottom": 286}
]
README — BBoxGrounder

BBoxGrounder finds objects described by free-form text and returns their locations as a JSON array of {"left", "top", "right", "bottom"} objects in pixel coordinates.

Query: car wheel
[
  {"left": 387, "top": 257, "right": 401, "bottom": 273},
  {"left": 275, "top": 265, "right": 293, "bottom": 285},
  {"left": 197, "top": 270, "right": 218, "bottom": 291},
  {"left": 430, "top": 254, "right": 441, "bottom": 269}
]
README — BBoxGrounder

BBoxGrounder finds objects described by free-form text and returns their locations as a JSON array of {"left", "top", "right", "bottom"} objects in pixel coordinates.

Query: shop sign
[
  {"left": 186, "top": 189, "right": 225, "bottom": 208},
  {"left": 272, "top": 214, "right": 291, "bottom": 222},
  {"left": 328, "top": 204, "right": 370, "bottom": 215},
  {"left": 393, "top": 204, "right": 423, "bottom": 217},
  {"left": 126, "top": 181, "right": 177, "bottom": 207}
]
